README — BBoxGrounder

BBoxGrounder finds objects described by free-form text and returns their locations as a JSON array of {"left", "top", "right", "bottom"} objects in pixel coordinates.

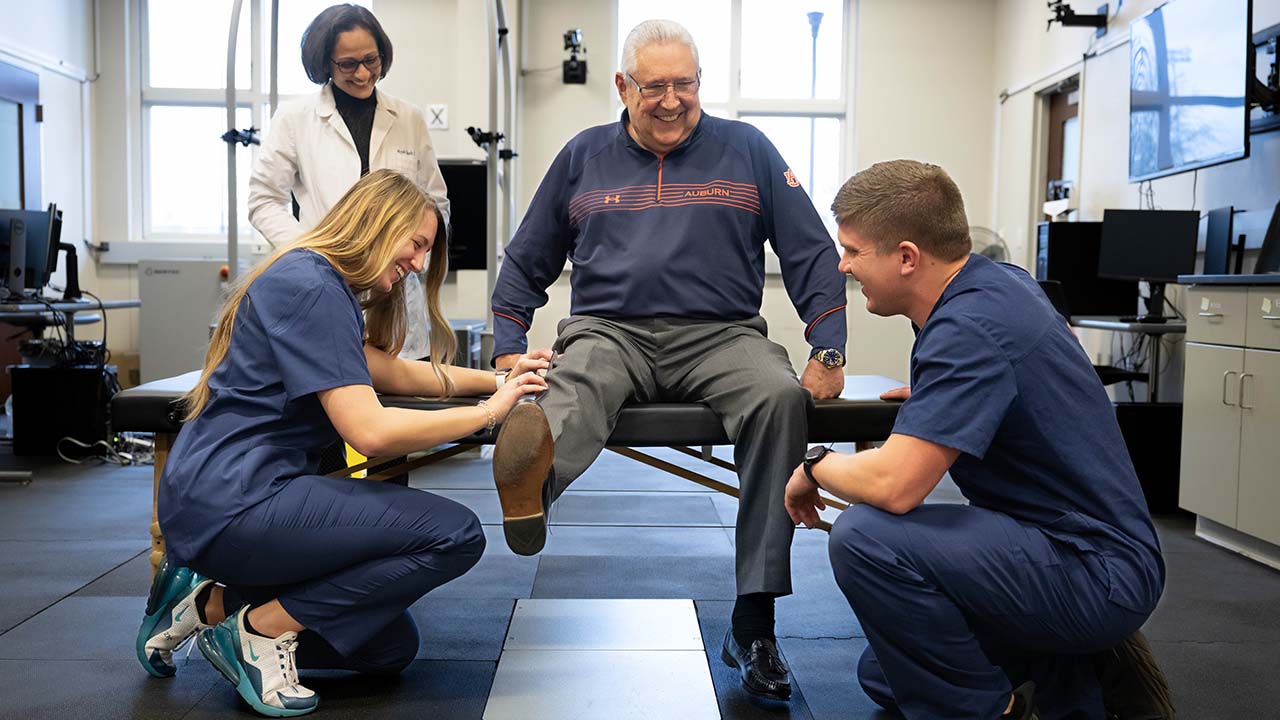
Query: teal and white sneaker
[
  {"left": 198, "top": 606, "right": 319, "bottom": 717},
  {"left": 136, "top": 555, "right": 212, "bottom": 678}
]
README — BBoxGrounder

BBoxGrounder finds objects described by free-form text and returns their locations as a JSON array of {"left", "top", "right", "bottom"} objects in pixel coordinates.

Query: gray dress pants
[{"left": 541, "top": 315, "right": 810, "bottom": 596}]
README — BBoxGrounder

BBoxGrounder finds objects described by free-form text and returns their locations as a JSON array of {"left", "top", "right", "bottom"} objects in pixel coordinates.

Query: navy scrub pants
[
  {"left": 829, "top": 503, "right": 1151, "bottom": 720},
  {"left": 190, "top": 474, "right": 486, "bottom": 674}
]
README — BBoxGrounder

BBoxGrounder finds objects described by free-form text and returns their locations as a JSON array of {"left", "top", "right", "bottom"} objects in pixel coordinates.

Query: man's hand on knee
[{"left": 801, "top": 360, "right": 845, "bottom": 400}]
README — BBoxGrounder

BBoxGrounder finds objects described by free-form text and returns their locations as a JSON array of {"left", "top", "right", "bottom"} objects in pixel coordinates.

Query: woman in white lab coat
[{"left": 249, "top": 3, "right": 449, "bottom": 363}]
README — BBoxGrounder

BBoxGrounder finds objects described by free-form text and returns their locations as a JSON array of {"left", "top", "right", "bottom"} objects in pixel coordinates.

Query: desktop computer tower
[
  {"left": 1114, "top": 401, "right": 1183, "bottom": 515},
  {"left": 9, "top": 364, "right": 115, "bottom": 456},
  {"left": 1035, "top": 222, "right": 1138, "bottom": 317}
]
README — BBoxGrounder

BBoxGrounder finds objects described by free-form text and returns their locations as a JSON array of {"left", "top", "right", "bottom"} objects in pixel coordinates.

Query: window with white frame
[
  {"left": 617, "top": 0, "right": 849, "bottom": 234},
  {"left": 141, "top": 0, "right": 367, "bottom": 242}
]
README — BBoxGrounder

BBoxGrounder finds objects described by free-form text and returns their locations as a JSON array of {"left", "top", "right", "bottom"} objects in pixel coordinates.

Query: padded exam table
[{"left": 113, "top": 371, "right": 903, "bottom": 573}]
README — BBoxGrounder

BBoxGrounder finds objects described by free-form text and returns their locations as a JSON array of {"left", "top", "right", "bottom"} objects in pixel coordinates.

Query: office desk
[
  {"left": 0, "top": 298, "right": 141, "bottom": 342},
  {"left": 1071, "top": 316, "right": 1186, "bottom": 401}
]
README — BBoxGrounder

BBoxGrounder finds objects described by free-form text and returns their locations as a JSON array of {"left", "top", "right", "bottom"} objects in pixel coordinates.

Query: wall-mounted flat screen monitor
[{"left": 1128, "top": 0, "right": 1251, "bottom": 182}]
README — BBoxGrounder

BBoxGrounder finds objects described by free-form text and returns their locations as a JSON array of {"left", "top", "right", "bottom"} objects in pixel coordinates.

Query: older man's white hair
[{"left": 620, "top": 19, "right": 700, "bottom": 77}]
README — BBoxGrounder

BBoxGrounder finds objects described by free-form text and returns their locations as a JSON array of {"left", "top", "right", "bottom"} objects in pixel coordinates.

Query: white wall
[{"left": 849, "top": 0, "right": 997, "bottom": 380}]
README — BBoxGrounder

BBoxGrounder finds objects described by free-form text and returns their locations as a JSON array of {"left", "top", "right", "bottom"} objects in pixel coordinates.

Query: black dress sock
[{"left": 732, "top": 592, "right": 777, "bottom": 647}]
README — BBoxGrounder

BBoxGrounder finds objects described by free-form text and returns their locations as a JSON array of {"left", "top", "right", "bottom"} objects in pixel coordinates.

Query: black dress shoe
[
  {"left": 1002, "top": 681, "right": 1040, "bottom": 720},
  {"left": 720, "top": 629, "right": 792, "bottom": 701}
]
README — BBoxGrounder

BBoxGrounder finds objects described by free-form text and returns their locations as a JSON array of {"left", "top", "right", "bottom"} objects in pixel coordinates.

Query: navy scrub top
[
  {"left": 158, "top": 249, "right": 373, "bottom": 565},
  {"left": 891, "top": 253, "right": 1165, "bottom": 614}
]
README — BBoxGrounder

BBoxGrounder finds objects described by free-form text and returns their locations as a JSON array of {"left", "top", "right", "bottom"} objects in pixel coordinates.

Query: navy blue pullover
[{"left": 491, "top": 111, "right": 847, "bottom": 358}]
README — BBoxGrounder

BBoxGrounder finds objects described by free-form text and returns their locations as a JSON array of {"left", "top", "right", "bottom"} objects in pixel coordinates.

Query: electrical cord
[{"left": 56, "top": 435, "right": 152, "bottom": 466}]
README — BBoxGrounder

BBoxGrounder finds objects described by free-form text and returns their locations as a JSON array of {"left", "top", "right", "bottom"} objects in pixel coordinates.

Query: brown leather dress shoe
[{"left": 492, "top": 401, "right": 554, "bottom": 555}]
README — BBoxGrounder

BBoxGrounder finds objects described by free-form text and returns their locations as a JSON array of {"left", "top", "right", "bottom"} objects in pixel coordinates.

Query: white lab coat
[{"left": 248, "top": 83, "right": 450, "bottom": 360}]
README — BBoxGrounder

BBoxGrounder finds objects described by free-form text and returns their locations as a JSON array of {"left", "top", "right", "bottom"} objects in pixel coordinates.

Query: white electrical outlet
[{"left": 427, "top": 103, "right": 448, "bottom": 130}]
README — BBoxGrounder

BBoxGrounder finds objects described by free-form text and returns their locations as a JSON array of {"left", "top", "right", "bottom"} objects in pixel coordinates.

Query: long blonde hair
[{"left": 183, "top": 169, "right": 456, "bottom": 420}]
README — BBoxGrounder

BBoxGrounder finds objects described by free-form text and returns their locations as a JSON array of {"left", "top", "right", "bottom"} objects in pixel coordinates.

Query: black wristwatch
[{"left": 803, "top": 445, "right": 832, "bottom": 483}]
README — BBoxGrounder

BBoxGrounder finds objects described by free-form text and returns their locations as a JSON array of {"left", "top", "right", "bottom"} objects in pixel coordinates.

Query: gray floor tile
[
  {"left": 409, "top": 597, "right": 514, "bottom": 661},
  {"left": 539, "top": 525, "right": 736, "bottom": 557},
  {"left": 531, "top": 555, "right": 737, "bottom": 599},
  {"left": 74, "top": 550, "right": 150, "bottom": 597},
  {"left": 0, "top": 658, "right": 222, "bottom": 720},
  {"left": 1144, "top": 545, "right": 1280, "bottom": 644},
  {"left": 0, "top": 464, "right": 153, "bottom": 541},
  {"left": 409, "top": 449, "right": 495, "bottom": 491},
  {"left": 1153, "top": 638, "right": 1277, "bottom": 720},
  {"left": 578, "top": 445, "right": 741, "bottom": 491},
  {"left": 0, "top": 540, "right": 146, "bottom": 633},
  {"left": 186, "top": 660, "right": 495, "bottom": 720},
  {"left": 0, "top": 596, "right": 145, "bottom": 660},
  {"left": 430, "top": 488, "right": 503, "bottom": 525},
  {"left": 1152, "top": 513, "right": 1217, "bottom": 554},
  {"left": 696, "top": 600, "right": 816, "bottom": 719},
  {"left": 549, "top": 491, "right": 726, "bottom": 526}
]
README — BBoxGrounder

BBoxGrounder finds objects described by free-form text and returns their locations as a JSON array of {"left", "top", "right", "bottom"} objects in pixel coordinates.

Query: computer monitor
[
  {"left": 1203, "top": 206, "right": 1235, "bottom": 275},
  {"left": 1035, "top": 222, "right": 1139, "bottom": 317},
  {"left": 0, "top": 204, "right": 62, "bottom": 297},
  {"left": 1255, "top": 198, "right": 1280, "bottom": 274},
  {"left": 438, "top": 160, "right": 487, "bottom": 271},
  {"left": 1098, "top": 209, "right": 1200, "bottom": 321}
]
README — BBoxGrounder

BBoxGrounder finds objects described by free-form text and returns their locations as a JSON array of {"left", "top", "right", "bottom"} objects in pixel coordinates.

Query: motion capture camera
[{"left": 563, "top": 28, "right": 587, "bottom": 85}]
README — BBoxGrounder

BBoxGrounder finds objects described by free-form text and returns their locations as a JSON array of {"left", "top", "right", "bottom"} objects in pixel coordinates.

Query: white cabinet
[
  {"left": 1179, "top": 343, "right": 1242, "bottom": 526},
  {"left": 1180, "top": 285, "right": 1280, "bottom": 550},
  {"left": 1237, "top": 348, "right": 1280, "bottom": 547}
]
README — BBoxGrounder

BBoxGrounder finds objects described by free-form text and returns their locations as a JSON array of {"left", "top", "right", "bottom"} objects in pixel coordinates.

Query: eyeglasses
[
  {"left": 627, "top": 72, "right": 700, "bottom": 100},
  {"left": 332, "top": 54, "right": 383, "bottom": 75}
]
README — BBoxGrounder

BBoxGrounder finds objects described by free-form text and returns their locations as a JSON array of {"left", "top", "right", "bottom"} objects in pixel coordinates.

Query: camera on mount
[{"left": 562, "top": 28, "right": 587, "bottom": 85}]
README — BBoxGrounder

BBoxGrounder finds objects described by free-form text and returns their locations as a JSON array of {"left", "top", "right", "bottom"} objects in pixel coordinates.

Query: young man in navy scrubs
[{"left": 785, "top": 160, "right": 1174, "bottom": 719}]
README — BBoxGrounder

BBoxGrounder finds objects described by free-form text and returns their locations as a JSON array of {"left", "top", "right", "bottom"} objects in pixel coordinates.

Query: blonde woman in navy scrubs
[{"left": 135, "top": 170, "right": 551, "bottom": 717}]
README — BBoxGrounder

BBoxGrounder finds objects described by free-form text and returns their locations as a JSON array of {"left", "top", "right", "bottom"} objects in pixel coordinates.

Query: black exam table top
[{"left": 112, "top": 371, "right": 904, "bottom": 446}]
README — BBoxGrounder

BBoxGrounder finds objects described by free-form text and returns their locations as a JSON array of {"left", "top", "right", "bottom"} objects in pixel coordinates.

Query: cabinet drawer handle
[
  {"left": 1198, "top": 312, "right": 1224, "bottom": 318},
  {"left": 1223, "top": 371, "right": 1238, "bottom": 406},
  {"left": 1262, "top": 315, "right": 1280, "bottom": 321},
  {"left": 1240, "top": 373, "right": 1255, "bottom": 410}
]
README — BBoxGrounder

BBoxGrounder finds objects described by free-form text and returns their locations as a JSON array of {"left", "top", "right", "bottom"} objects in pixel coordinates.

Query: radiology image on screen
[{"left": 1129, "top": 0, "right": 1249, "bottom": 182}]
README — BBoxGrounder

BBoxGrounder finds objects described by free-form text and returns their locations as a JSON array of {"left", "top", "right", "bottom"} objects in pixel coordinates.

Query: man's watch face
[
  {"left": 817, "top": 349, "right": 844, "bottom": 368},
  {"left": 805, "top": 445, "right": 828, "bottom": 463}
]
